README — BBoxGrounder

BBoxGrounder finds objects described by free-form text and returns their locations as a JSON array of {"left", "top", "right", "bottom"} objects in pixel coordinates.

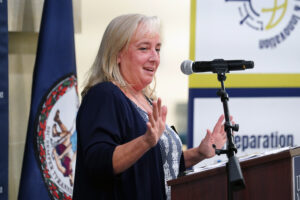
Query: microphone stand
[{"left": 212, "top": 69, "right": 246, "bottom": 200}]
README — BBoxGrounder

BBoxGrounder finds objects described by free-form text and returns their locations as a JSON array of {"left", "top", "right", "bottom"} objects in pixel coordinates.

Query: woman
[{"left": 73, "top": 14, "right": 228, "bottom": 200}]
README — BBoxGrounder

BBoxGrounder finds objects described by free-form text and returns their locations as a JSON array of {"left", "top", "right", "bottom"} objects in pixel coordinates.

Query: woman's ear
[{"left": 117, "top": 51, "right": 122, "bottom": 65}]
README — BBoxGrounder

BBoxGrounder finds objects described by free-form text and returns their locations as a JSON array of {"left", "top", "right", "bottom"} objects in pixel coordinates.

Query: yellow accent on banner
[
  {"left": 189, "top": 74, "right": 300, "bottom": 88},
  {"left": 188, "top": 0, "right": 300, "bottom": 89},
  {"left": 190, "top": 0, "right": 196, "bottom": 61}
]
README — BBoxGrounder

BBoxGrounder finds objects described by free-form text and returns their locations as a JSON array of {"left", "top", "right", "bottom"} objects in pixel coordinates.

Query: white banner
[
  {"left": 195, "top": 0, "right": 300, "bottom": 73},
  {"left": 192, "top": 95, "right": 300, "bottom": 167}
]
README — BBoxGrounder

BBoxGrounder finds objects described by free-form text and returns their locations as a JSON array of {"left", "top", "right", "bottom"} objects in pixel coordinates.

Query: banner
[
  {"left": 0, "top": 0, "right": 8, "bottom": 199},
  {"left": 188, "top": 0, "right": 300, "bottom": 167},
  {"left": 188, "top": 88, "right": 300, "bottom": 166},
  {"left": 18, "top": 0, "right": 79, "bottom": 199},
  {"left": 194, "top": 0, "right": 300, "bottom": 73}
]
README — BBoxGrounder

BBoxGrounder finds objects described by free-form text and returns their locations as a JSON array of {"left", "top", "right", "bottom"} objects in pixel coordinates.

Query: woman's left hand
[{"left": 198, "top": 114, "right": 231, "bottom": 158}]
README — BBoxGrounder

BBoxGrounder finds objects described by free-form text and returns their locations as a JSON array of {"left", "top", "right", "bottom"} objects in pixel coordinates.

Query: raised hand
[
  {"left": 112, "top": 98, "right": 167, "bottom": 174},
  {"left": 143, "top": 98, "right": 167, "bottom": 147},
  {"left": 198, "top": 115, "right": 230, "bottom": 158}
]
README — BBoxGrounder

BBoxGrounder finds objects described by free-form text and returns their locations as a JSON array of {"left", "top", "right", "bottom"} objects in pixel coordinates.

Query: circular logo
[
  {"left": 227, "top": 0, "right": 300, "bottom": 48},
  {"left": 238, "top": 0, "right": 289, "bottom": 31},
  {"left": 34, "top": 74, "right": 79, "bottom": 200}
]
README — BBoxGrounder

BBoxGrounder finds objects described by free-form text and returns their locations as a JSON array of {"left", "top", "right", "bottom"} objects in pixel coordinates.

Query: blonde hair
[{"left": 81, "top": 14, "right": 161, "bottom": 98}]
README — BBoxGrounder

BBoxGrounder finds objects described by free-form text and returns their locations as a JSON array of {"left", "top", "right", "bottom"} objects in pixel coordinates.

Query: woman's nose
[{"left": 149, "top": 49, "right": 160, "bottom": 62}]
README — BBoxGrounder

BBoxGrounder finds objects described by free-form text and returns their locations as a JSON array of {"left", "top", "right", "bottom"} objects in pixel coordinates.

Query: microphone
[{"left": 181, "top": 59, "right": 254, "bottom": 75}]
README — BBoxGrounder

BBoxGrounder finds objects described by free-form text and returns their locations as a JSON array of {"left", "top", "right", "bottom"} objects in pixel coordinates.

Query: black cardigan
[{"left": 73, "top": 82, "right": 173, "bottom": 199}]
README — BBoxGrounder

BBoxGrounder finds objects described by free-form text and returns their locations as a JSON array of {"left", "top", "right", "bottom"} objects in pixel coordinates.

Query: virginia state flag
[{"left": 18, "top": 0, "right": 79, "bottom": 199}]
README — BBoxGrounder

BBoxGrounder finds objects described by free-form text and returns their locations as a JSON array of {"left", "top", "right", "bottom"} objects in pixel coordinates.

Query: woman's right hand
[
  {"left": 113, "top": 98, "right": 167, "bottom": 174},
  {"left": 143, "top": 98, "right": 167, "bottom": 147}
]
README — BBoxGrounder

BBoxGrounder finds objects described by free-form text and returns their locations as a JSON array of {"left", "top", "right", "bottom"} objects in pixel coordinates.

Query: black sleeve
[{"left": 76, "top": 84, "right": 127, "bottom": 180}]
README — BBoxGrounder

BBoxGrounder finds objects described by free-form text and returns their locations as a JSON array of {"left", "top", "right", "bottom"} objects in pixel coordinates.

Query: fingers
[
  {"left": 212, "top": 115, "right": 224, "bottom": 133},
  {"left": 152, "top": 100, "right": 158, "bottom": 121},
  {"left": 148, "top": 110, "right": 155, "bottom": 128},
  {"left": 222, "top": 131, "right": 227, "bottom": 139},
  {"left": 157, "top": 98, "right": 167, "bottom": 124},
  {"left": 147, "top": 98, "right": 167, "bottom": 128},
  {"left": 215, "top": 115, "right": 236, "bottom": 131},
  {"left": 217, "top": 114, "right": 225, "bottom": 125},
  {"left": 206, "top": 129, "right": 212, "bottom": 140},
  {"left": 145, "top": 98, "right": 167, "bottom": 146},
  {"left": 217, "top": 114, "right": 234, "bottom": 124},
  {"left": 146, "top": 121, "right": 153, "bottom": 132},
  {"left": 157, "top": 98, "right": 162, "bottom": 117},
  {"left": 161, "top": 106, "right": 167, "bottom": 123}
]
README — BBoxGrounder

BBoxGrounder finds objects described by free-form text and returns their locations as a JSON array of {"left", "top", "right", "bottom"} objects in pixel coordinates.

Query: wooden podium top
[
  {"left": 168, "top": 147, "right": 300, "bottom": 200},
  {"left": 168, "top": 147, "right": 300, "bottom": 186}
]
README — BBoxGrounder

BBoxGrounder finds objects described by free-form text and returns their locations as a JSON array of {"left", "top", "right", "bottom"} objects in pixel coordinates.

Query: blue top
[{"left": 73, "top": 82, "right": 168, "bottom": 199}]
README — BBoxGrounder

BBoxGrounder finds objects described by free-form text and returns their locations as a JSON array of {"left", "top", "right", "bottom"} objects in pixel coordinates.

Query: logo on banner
[
  {"left": 226, "top": 0, "right": 300, "bottom": 49},
  {"left": 34, "top": 74, "right": 79, "bottom": 200}
]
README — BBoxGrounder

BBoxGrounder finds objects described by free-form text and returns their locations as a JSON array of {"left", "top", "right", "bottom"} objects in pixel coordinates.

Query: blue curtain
[{"left": 0, "top": 0, "right": 8, "bottom": 199}]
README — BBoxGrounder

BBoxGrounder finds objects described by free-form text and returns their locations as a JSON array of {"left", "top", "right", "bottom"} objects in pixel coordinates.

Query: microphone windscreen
[
  {"left": 246, "top": 61, "right": 254, "bottom": 69},
  {"left": 181, "top": 60, "right": 193, "bottom": 75}
]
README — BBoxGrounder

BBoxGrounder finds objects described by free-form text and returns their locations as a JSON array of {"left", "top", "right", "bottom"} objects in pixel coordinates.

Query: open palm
[{"left": 198, "top": 115, "right": 230, "bottom": 158}]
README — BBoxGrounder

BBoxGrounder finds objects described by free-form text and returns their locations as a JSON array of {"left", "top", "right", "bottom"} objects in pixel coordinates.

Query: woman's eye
[
  {"left": 139, "top": 47, "right": 147, "bottom": 51},
  {"left": 156, "top": 48, "right": 160, "bottom": 53}
]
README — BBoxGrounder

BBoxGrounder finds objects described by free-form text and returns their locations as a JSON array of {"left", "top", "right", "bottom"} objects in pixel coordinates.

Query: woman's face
[{"left": 118, "top": 25, "right": 161, "bottom": 91}]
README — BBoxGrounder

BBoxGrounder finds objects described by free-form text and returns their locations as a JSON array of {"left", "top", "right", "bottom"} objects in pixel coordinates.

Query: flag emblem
[{"left": 34, "top": 74, "right": 79, "bottom": 199}]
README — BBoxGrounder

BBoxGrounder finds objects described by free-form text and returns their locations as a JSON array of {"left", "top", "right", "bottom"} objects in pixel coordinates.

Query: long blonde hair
[{"left": 81, "top": 14, "right": 161, "bottom": 98}]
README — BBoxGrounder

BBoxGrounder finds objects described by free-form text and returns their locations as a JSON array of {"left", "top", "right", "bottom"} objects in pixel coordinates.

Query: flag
[
  {"left": 18, "top": 0, "right": 79, "bottom": 199},
  {"left": 0, "top": 0, "right": 9, "bottom": 199}
]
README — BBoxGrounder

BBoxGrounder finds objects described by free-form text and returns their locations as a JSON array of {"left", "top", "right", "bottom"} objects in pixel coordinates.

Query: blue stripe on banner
[
  {"left": 0, "top": 0, "right": 8, "bottom": 199},
  {"left": 187, "top": 88, "right": 300, "bottom": 148},
  {"left": 18, "top": 0, "right": 78, "bottom": 199}
]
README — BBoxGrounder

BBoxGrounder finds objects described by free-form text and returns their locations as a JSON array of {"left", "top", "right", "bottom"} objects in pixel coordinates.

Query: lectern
[{"left": 168, "top": 147, "right": 300, "bottom": 200}]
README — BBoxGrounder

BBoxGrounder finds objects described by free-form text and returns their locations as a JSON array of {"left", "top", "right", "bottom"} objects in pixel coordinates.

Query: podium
[{"left": 168, "top": 147, "right": 300, "bottom": 200}]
